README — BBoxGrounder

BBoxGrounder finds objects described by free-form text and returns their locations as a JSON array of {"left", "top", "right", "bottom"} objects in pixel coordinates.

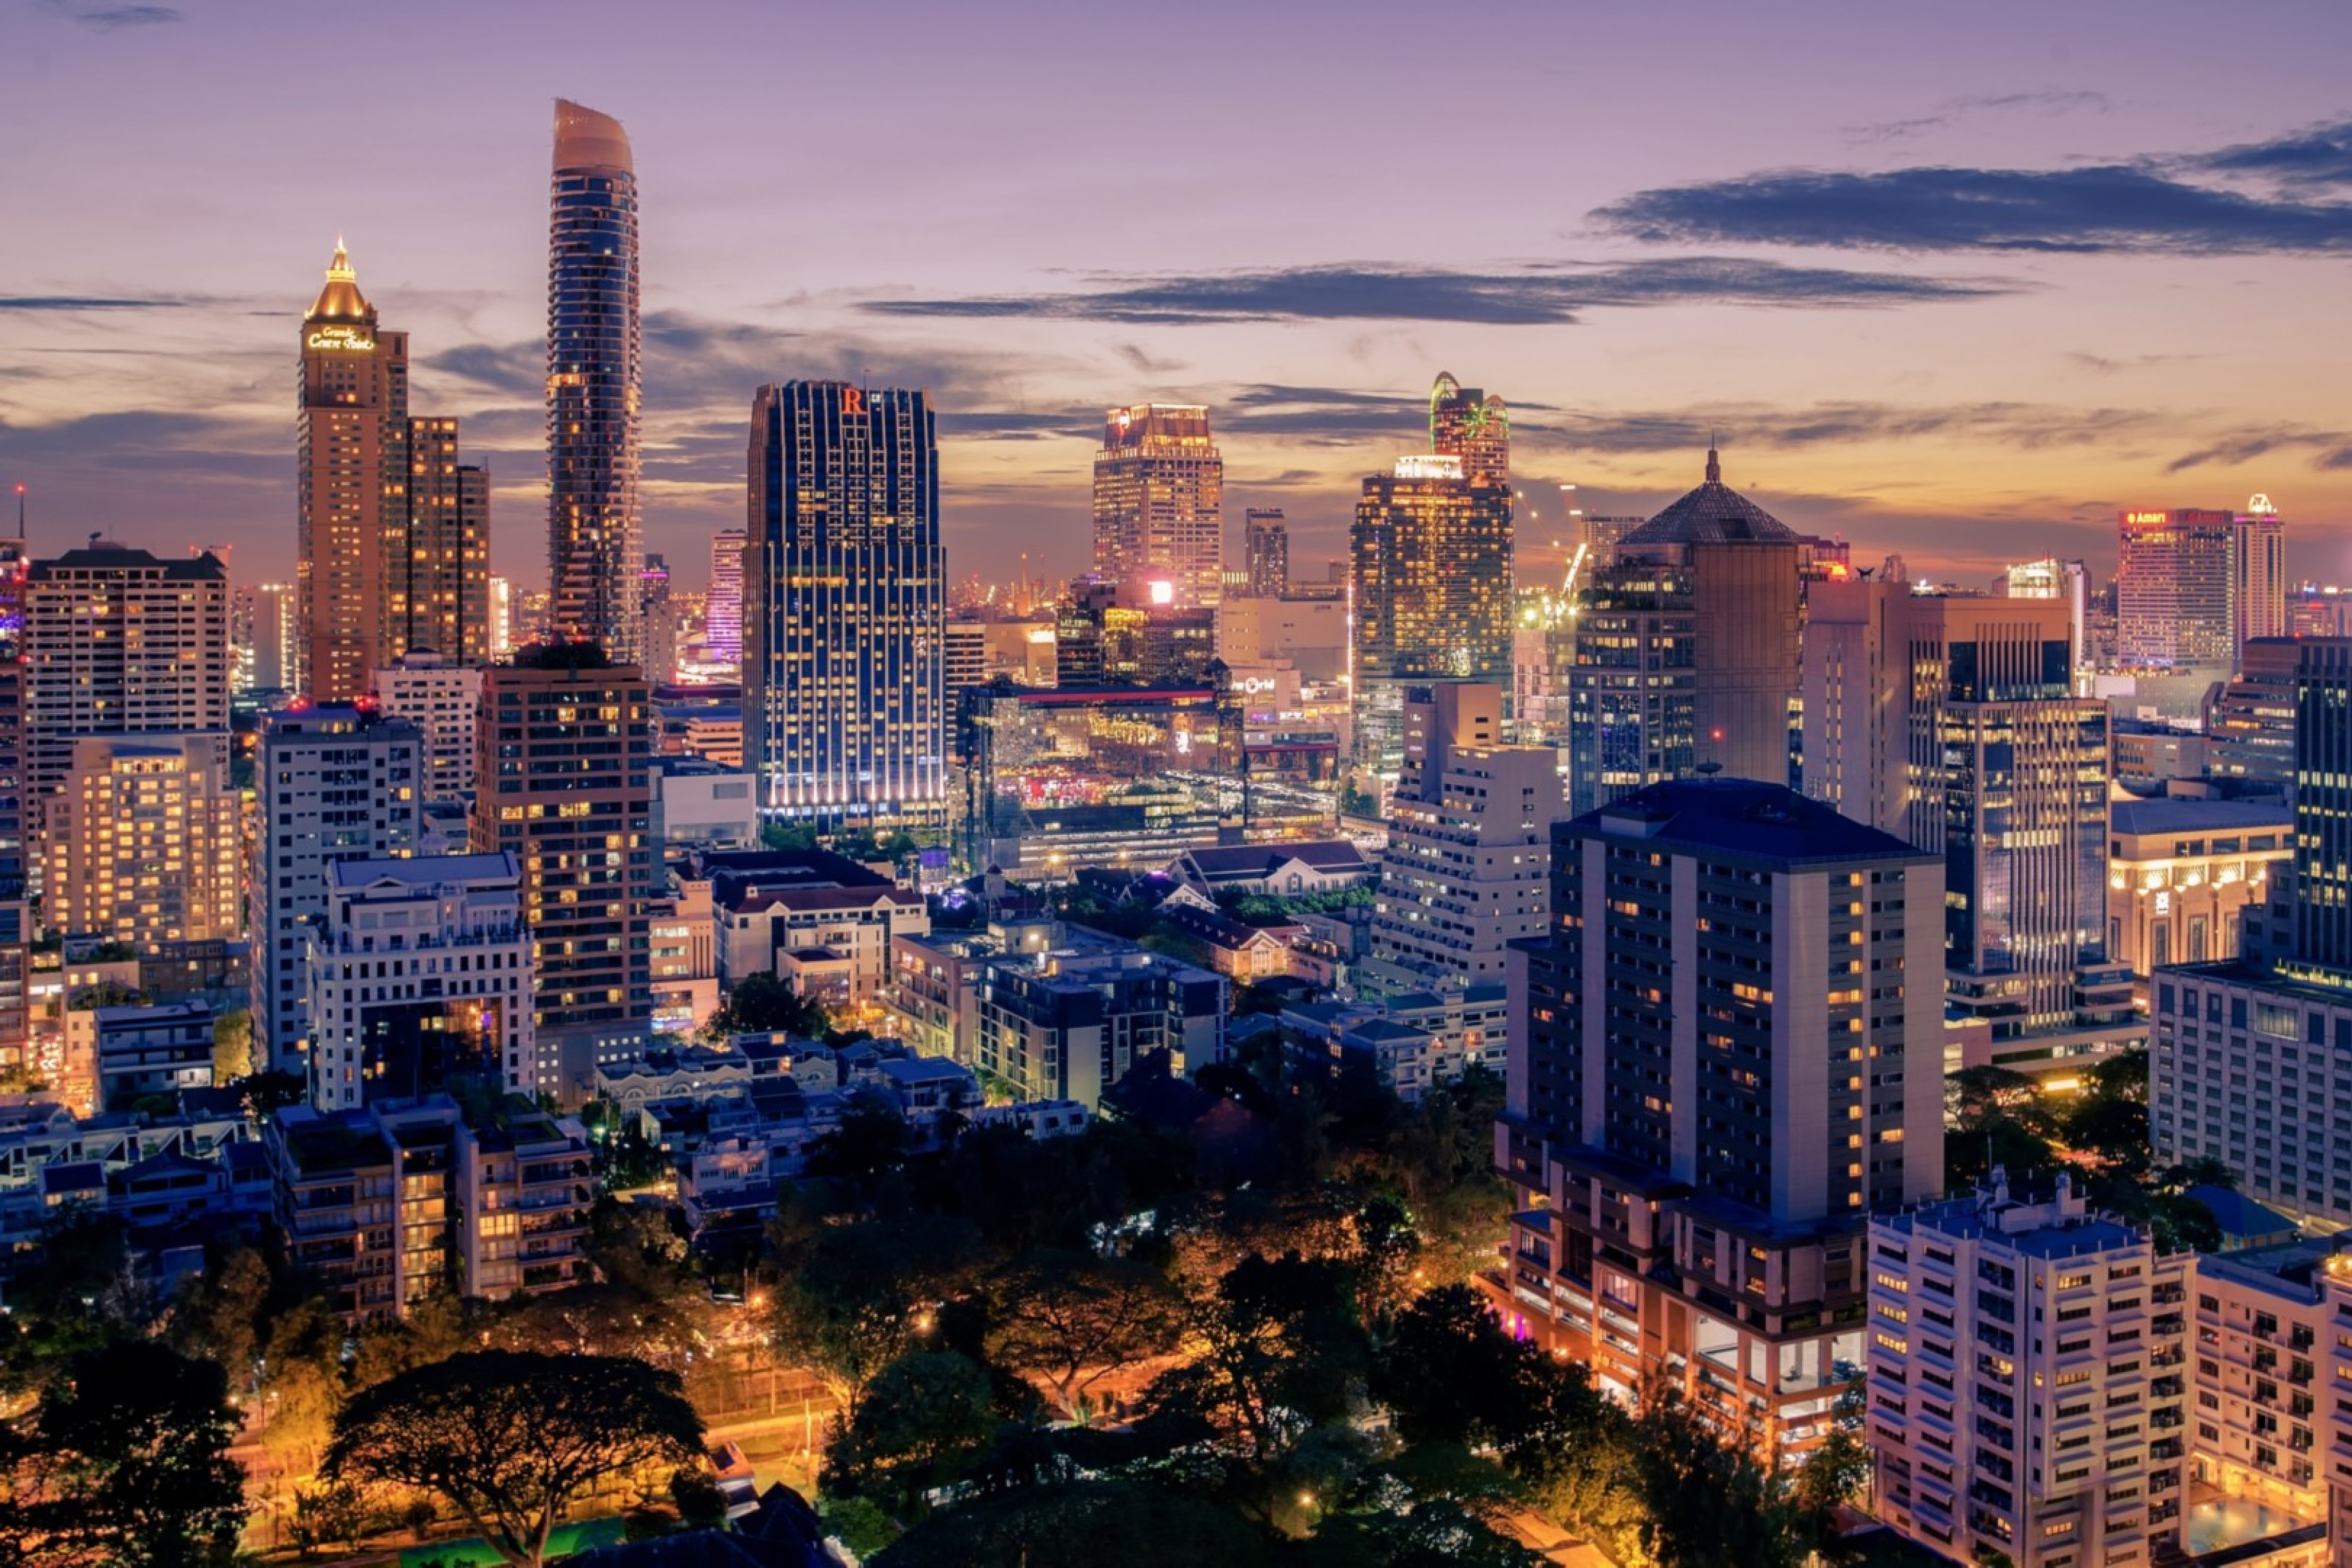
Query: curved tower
[{"left": 547, "top": 99, "right": 642, "bottom": 662}]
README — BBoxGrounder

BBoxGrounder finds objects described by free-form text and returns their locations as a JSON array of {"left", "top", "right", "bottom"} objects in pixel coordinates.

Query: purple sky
[{"left": 9, "top": 0, "right": 2352, "bottom": 595}]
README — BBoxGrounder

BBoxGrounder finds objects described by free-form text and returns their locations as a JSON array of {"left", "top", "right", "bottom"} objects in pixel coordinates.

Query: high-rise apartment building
[
  {"left": 1565, "top": 448, "right": 1801, "bottom": 813},
  {"left": 26, "top": 542, "right": 230, "bottom": 842},
  {"left": 1865, "top": 1175, "right": 2191, "bottom": 1567},
  {"left": 1365, "top": 684, "right": 1562, "bottom": 992},
  {"left": 547, "top": 99, "right": 643, "bottom": 663},
  {"left": 251, "top": 582, "right": 300, "bottom": 693},
  {"left": 2118, "top": 508, "right": 2236, "bottom": 669},
  {"left": 488, "top": 575, "right": 513, "bottom": 660},
  {"left": 252, "top": 707, "right": 426, "bottom": 1072},
  {"left": 304, "top": 854, "right": 534, "bottom": 1110},
  {"left": 45, "top": 733, "right": 241, "bottom": 951},
  {"left": 2204, "top": 636, "right": 2299, "bottom": 787},
  {"left": 393, "top": 418, "right": 491, "bottom": 665},
  {"left": 1351, "top": 454, "right": 1513, "bottom": 770},
  {"left": 470, "top": 654, "right": 654, "bottom": 1098},
  {"left": 1243, "top": 508, "right": 1289, "bottom": 598},
  {"left": 706, "top": 528, "right": 745, "bottom": 675},
  {"left": 1428, "top": 371, "right": 1509, "bottom": 487},
  {"left": 371, "top": 652, "right": 483, "bottom": 805},
  {"left": 744, "top": 382, "right": 947, "bottom": 832},
  {"left": 1494, "top": 778, "right": 1943, "bottom": 1447},
  {"left": 1091, "top": 405, "right": 1223, "bottom": 605},
  {"left": 0, "top": 538, "right": 29, "bottom": 1072}
]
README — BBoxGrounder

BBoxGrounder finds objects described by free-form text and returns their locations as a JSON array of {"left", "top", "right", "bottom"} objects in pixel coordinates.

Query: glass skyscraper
[
  {"left": 547, "top": 99, "right": 643, "bottom": 663},
  {"left": 745, "top": 383, "right": 947, "bottom": 832},
  {"left": 1091, "top": 405, "right": 1223, "bottom": 605}
]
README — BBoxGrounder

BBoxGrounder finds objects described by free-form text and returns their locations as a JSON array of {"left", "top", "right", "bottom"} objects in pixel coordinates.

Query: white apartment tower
[
  {"left": 303, "top": 854, "right": 535, "bottom": 1110},
  {"left": 371, "top": 651, "right": 484, "bottom": 805},
  {"left": 254, "top": 707, "right": 424, "bottom": 1072},
  {"left": 1866, "top": 1175, "right": 2192, "bottom": 1567},
  {"left": 1366, "top": 682, "right": 1564, "bottom": 992}
]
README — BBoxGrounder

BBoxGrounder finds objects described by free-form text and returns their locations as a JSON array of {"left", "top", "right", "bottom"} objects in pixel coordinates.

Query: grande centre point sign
[{"left": 306, "top": 324, "right": 376, "bottom": 352}]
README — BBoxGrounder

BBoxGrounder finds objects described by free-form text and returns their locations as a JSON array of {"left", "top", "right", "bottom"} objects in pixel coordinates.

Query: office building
[
  {"left": 1865, "top": 1174, "right": 2190, "bottom": 1567},
  {"left": 298, "top": 241, "right": 408, "bottom": 704},
  {"left": 303, "top": 854, "right": 534, "bottom": 1110},
  {"left": 253, "top": 707, "right": 426, "bottom": 1071},
  {"left": 26, "top": 541, "right": 230, "bottom": 830},
  {"left": 369, "top": 652, "right": 483, "bottom": 805},
  {"left": 2204, "top": 638, "right": 2299, "bottom": 788},
  {"left": 2118, "top": 508, "right": 2236, "bottom": 670},
  {"left": 1366, "top": 684, "right": 1563, "bottom": 992},
  {"left": 1566, "top": 446, "right": 1800, "bottom": 812},
  {"left": 744, "top": 382, "right": 947, "bottom": 832},
  {"left": 2002, "top": 555, "right": 2089, "bottom": 687},
  {"left": 2235, "top": 494, "right": 2289, "bottom": 660},
  {"left": 547, "top": 100, "right": 644, "bottom": 663},
  {"left": 1092, "top": 405, "right": 1223, "bottom": 605},
  {"left": 707, "top": 528, "right": 745, "bottom": 675},
  {"left": 44, "top": 734, "right": 241, "bottom": 952},
  {"left": 2106, "top": 797, "right": 2290, "bottom": 980},
  {"left": 0, "top": 538, "right": 27, "bottom": 1073},
  {"left": 1428, "top": 371, "right": 1509, "bottom": 486},
  {"left": 1243, "top": 508, "right": 1289, "bottom": 598},
  {"left": 470, "top": 654, "right": 655, "bottom": 1098},
  {"left": 1494, "top": 778, "right": 1942, "bottom": 1447},
  {"left": 1351, "top": 453, "right": 1513, "bottom": 770},
  {"left": 488, "top": 575, "right": 513, "bottom": 660}
]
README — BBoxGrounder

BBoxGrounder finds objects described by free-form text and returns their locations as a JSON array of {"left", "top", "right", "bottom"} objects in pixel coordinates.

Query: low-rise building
[
  {"left": 703, "top": 849, "right": 929, "bottom": 1003},
  {"left": 2108, "top": 797, "right": 2291, "bottom": 981},
  {"left": 92, "top": 1002, "right": 214, "bottom": 1109},
  {"left": 652, "top": 756, "right": 760, "bottom": 853},
  {"left": 974, "top": 940, "right": 1226, "bottom": 1106},
  {"left": 596, "top": 1044, "right": 753, "bottom": 1120},
  {"left": 1280, "top": 984, "right": 1507, "bottom": 1099},
  {"left": 1166, "top": 840, "right": 1372, "bottom": 898}
]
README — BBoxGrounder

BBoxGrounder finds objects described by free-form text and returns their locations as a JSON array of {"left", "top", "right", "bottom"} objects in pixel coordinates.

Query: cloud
[
  {"left": 40, "top": 1, "right": 181, "bottom": 27},
  {"left": 1842, "top": 88, "right": 2110, "bottom": 146},
  {"left": 2196, "top": 118, "right": 2352, "bottom": 189},
  {"left": 862, "top": 257, "right": 2011, "bottom": 326},
  {"left": 1595, "top": 162, "right": 2352, "bottom": 255},
  {"left": 0, "top": 295, "right": 187, "bottom": 312},
  {"left": 1528, "top": 400, "right": 2157, "bottom": 460}
]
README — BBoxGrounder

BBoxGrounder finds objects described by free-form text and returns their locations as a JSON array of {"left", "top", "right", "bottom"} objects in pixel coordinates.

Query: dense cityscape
[{"left": 10, "top": 7, "right": 2352, "bottom": 1568}]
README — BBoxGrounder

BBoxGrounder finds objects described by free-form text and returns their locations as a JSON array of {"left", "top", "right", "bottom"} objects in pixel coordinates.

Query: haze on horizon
[{"left": 7, "top": 0, "right": 2352, "bottom": 595}]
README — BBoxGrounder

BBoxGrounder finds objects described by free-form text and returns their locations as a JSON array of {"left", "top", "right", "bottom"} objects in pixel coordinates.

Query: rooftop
[
  {"left": 1616, "top": 447, "right": 1799, "bottom": 548},
  {"left": 1580, "top": 777, "right": 1931, "bottom": 867},
  {"left": 2110, "top": 797, "right": 2294, "bottom": 837}
]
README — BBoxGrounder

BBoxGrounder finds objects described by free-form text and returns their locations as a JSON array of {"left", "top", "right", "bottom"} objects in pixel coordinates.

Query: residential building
[
  {"left": 303, "top": 854, "right": 534, "bottom": 1110},
  {"left": 1243, "top": 508, "right": 1288, "bottom": 598},
  {"left": 650, "top": 757, "right": 758, "bottom": 854},
  {"left": 1092, "top": 404, "right": 1223, "bottom": 605},
  {"left": 1428, "top": 372, "right": 1509, "bottom": 487},
  {"left": 2106, "top": 797, "right": 2290, "bottom": 980},
  {"left": 251, "top": 581, "right": 300, "bottom": 693},
  {"left": 647, "top": 872, "right": 718, "bottom": 1038},
  {"left": 26, "top": 541, "right": 229, "bottom": 840},
  {"left": 1864, "top": 1174, "right": 2192, "bottom": 1567},
  {"left": 975, "top": 941, "right": 1226, "bottom": 1106},
  {"left": 1494, "top": 778, "right": 1943, "bottom": 1450},
  {"left": 92, "top": 1003, "right": 215, "bottom": 1109},
  {"left": 394, "top": 416, "right": 491, "bottom": 667},
  {"left": 744, "top": 382, "right": 947, "bottom": 832},
  {"left": 1280, "top": 984, "right": 1507, "bottom": 1100},
  {"left": 2118, "top": 507, "right": 2236, "bottom": 670},
  {"left": 1166, "top": 840, "right": 1371, "bottom": 899},
  {"left": 370, "top": 652, "right": 483, "bottom": 804},
  {"left": 1368, "top": 683, "right": 1562, "bottom": 992},
  {"left": 44, "top": 734, "right": 240, "bottom": 952},
  {"left": 704, "top": 848, "right": 928, "bottom": 1001},
  {"left": 2188, "top": 1240, "right": 2335, "bottom": 1553},
  {"left": 470, "top": 654, "right": 655, "bottom": 1098},
  {"left": 547, "top": 100, "right": 644, "bottom": 663},
  {"left": 639, "top": 553, "right": 675, "bottom": 684},
  {"left": 2235, "top": 494, "right": 2289, "bottom": 660},
  {"left": 297, "top": 240, "right": 407, "bottom": 704},
  {"left": 1567, "top": 446, "right": 1800, "bottom": 813},
  {"left": 253, "top": 707, "right": 424, "bottom": 1070},
  {"left": 706, "top": 528, "right": 745, "bottom": 675}
]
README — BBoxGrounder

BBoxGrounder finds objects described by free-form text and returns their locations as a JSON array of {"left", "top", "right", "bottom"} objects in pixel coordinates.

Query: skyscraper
[
  {"left": 547, "top": 99, "right": 643, "bottom": 663},
  {"left": 745, "top": 382, "right": 948, "bottom": 833},
  {"left": 394, "top": 418, "right": 491, "bottom": 663},
  {"left": 1564, "top": 447, "right": 1801, "bottom": 813},
  {"left": 641, "top": 553, "right": 675, "bottom": 684},
  {"left": 299, "top": 241, "right": 408, "bottom": 703},
  {"left": 1091, "top": 405, "right": 1223, "bottom": 605},
  {"left": 1243, "top": 508, "right": 1289, "bottom": 598},
  {"left": 2117, "top": 507, "right": 2234, "bottom": 669},
  {"left": 1428, "top": 371, "right": 1509, "bottom": 486},
  {"left": 470, "top": 652, "right": 655, "bottom": 1099},
  {"left": 707, "top": 528, "right": 745, "bottom": 675},
  {"left": 2234, "top": 492, "right": 2288, "bottom": 659},
  {"left": 1497, "top": 778, "right": 1942, "bottom": 1444}
]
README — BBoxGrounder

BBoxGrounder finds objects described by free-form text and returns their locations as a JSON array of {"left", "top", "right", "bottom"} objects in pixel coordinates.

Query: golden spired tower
[{"left": 297, "top": 241, "right": 408, "bottom": 703}]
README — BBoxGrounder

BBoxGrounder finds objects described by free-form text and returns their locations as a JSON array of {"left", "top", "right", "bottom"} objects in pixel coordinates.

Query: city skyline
[{"left": 9, "top": 2, "right": 2352, "bottom": 596}]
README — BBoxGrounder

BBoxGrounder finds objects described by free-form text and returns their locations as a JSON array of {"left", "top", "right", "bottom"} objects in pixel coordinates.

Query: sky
[{"left": 7, "top": 0, "right": 2352, "bottom": 597}]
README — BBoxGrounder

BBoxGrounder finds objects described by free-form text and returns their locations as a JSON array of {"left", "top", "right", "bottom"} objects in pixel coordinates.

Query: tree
[
  {"left": 669, "top": 1466, "right": 729, "bottom": 1530},
  {"left": 258, "top": 1295, "right": 347, "bottom": 1476},
  {"left": 168, "top": 1243, "right": 272, "bottom": 1396},
  {"left": 1146, "top": 1251, "right": 1365, "bottom": 1459},
  {"left": 210, "top": 1008, "right": 254, "bottom": 1083},
  {"left": 870, "top": 1478, "right": 1281, "bottom": 1567},
  {"left": 821, "top": 1351, "right": 998, "bottom": 1517},
  {"left": 805, "top": 1097, "right": 914, "bottom": 1199},
  {"left": 1627, "top": 1381, "right": 1847, "bottom": 1568},
  {"left": 987, "top": 1250, "right": 1181, "bottom": 1420},
  {"left": 770, "top": 1215, "right": 981, "bottom": 1417},
  {"left": 703, "top": 970, "right": 829, "bottom": 1042},
  {"left": 1, "top": 1338, "right": 248, "bottom": 1567},
  {"left": 322, "top": 1349, "right": 704, "bottom": 1567},
  {"left": 1371, "top": 1284, "right": 1548, "bottom": 1449}
]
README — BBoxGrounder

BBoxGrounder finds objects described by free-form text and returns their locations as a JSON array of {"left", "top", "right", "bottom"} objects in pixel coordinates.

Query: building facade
[
  {"left": 744, "top": 381, "right": 946, "bottom": 832},
  {"left": 470, "top": 655, "right": 655, "bottom": 1097},
  {"left": 2106, "top": 797, "right": 2290, "bottom": 981},
  {"left": 707, "top": 527, "right": 745, "bottom": 676},
  {"left": 1243, "top": 508, "right": 1288, "bottom": 598},
  {"left": 298, "top": 241, "right": 407, "bottom": 704},
  {"left": 546, "top": 99, "right": 644, "bottom": 663},
  {"left": 369, "top": 652, "right": 483, "bottom": 805},
  {"left": 2118, "top": 508, "right": 2236, "bottom": 670},
  {"left": 254, "top": 707, "right": 426, "bottom": 1071},
  {"left": 1091, "top": 405, "right": 1223, "bottom": 605},
  {"left": 44, "top": 734, "right": 241, "bottom": 952}
]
